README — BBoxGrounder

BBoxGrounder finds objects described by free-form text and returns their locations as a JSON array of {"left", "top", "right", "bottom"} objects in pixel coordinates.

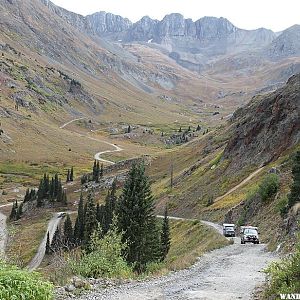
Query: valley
[{"left": 0, "top": 0, "right": 300, "bottom": 299}]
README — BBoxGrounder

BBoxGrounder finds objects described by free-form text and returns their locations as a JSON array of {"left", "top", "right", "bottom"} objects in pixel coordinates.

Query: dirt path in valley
[{"left": 60, "top": 118, "right": 123, "bottom": 164}]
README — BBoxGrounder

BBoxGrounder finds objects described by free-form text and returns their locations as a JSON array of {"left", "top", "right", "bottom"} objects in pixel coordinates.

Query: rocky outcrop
[
  {"left": 224, "top": 73, "right": 300, "bottom": 170},
  {"left": 267, "top": 25, "right": 300, "bottom": 59}
]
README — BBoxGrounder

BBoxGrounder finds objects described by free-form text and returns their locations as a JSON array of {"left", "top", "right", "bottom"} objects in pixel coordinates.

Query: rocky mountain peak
[{"left": 195, "top": 16, "right": 237, "bottom": 40}]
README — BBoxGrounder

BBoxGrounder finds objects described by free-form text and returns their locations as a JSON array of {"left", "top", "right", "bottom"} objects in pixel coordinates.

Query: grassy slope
[{"left": 166, "top": 220, "right": 229, "bottom": 271}]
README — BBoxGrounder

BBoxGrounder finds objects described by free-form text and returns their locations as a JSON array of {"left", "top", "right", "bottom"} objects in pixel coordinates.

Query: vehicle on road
[
  {"left": 240, "top": 227, "right": 259, "bottom": 244},
  {"left": 223, "top": 223, "right": 236, "bottom": 237}
]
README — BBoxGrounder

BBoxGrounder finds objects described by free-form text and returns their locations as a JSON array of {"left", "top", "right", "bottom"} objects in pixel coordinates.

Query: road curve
[
  {"left": 72, "top": 223, "right": 275, "bottom": 300},
  {"left": 60, "top": 118, "right": 124, "bottom": 164},
  {"left": 60, "top": 117, "right": 85, "bottom": 129},
  {"left": 27, "top": 212, "right": 64, "bottom": 271}
]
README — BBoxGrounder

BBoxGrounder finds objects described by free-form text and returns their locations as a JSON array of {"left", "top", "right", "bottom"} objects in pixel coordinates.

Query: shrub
[
  {"left": 258, "top": 174, "right": 279, "bottom": 202},
  {"left": 69, "top": 224, "right": 133, "bottom": 279},
  {"left": 0, "top": 261, "right": 53, "bottom": 300},
  {"left": 276, "top": 196, "right": 289, "bottom": 217},
  {"left": 264, "top": 237, "right": 300, "bottom": 296}
]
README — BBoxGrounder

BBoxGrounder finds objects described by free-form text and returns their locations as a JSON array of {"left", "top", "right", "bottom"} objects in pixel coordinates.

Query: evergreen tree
[
  {"left": 70, "top": 167, "right": 74, "bottom": 181},
  {"left": 160, "top": 206, "right": 171, "bottom": 261},
  {"left": 37, "top": 179, "right": 44, "bottom": 207},
  {"left": 57, "top": 179, "right": 63, "bottom": 202},
  {"left": 45, "top": 231, "right": 51, "bottom": 255},
  {"left": 54, "top": 174, "right": 59, "bottom": 197},
  {"left": 117, "top": 163, "right": 161, "bottom": 272},
  {"left": 178, "top": 127, "right": 182, "bottom": 133},
  {"left": 127, "top": 125, "right": 131, "bottom": 133},
  {"left": 51, "top": 226, "right": 62, "bottom": 253},
  {"left": 92, "top": 160, "right": 97, "bottom": 181},
  {"left": 103, "top": 181, "right": 117, "bottom": 234},
  {"left": 188, "top": 126, "right": 191, "bottom": 131},
  {"left": 100, "top": 163, "right": 104, "bottom": 179},
  {"left": 66, "top": 169, "right": 70, "bottom": 182},
  {"left": 95, "top": 161, "right": 100, "bottom": 183},
  {"left": 196, "top": 125, "right": 201, "bottom": 131},
  {"left": 62, "top": 190, "right": 68, "bottom": 206},
  {"left": 288, "top": 151, "right": 300, "bottom": 208},
  {"left": 63, "top": 214, "right": 73, "bottom": 248},
  {"left": 74, "top": 191, "right": 85, "bottom": 245},
  {"left": 83, "top": 191, "right": 97, "bottom": 249},
  {"left": 9, "top": 201, "right": 17, "bottom": 220},
  {"left": 16, "top": 202, "right": 23, "bottom": 220},
  {"left": 49, "top": 177, "right": 54, "bottom": 200},
  {"left": 24, "top": 189, "right": 30, "bottom": 203}
]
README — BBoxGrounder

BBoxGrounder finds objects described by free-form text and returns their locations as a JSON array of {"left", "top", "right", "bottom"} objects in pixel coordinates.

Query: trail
[
  {"left": 60, "top": 118, "right": 123, "bottom": 164},
  {"left": 60, "top": 117, "right": 85, "bottom": 129},
  {"left": 27, "top": 212, "right": 63, "bottom": 270},
  {"left": 73, "top": 220, "right": 275, "bottom": 300},
  {"left": 214, "top": 167, "right": 264, "bottom": 203},
  {"left": 0, "top": 203, "right": 13, "bottom": 256},
  {"left": 27, "top": 211, "right": 77, "bottom": 271}
]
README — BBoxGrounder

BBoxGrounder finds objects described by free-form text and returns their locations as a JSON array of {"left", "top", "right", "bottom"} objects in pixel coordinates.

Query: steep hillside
[{"left": 152, "top": 73, "right": 300, "bottom": 230}]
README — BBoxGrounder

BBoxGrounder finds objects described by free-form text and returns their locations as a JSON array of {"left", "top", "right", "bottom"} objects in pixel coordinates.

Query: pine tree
[
  {"left": 16, "top": 202, "right": 23, "bottom": 220},
  {"left": 83, "top": 191, "right": 97, "bottom": 249},
  {"left": 49, "top": 177, "right": 54, "bottom": 200},
  {"left": 160, "top": 206, "right": 171, "bottom": 261},
  {"left": 74, "top": 192, "right": 85, "bottom": 245},
  {"left": 70, "top": 167, "right": 74, "bottom": 181},
  {"left": 62, "top": 190, "right": 68, "bottom": 205},
  {"left": 100, "top": 163, "right": 104, "bottom": 179},
  {"left": 188, "top": 126, "right": 191, "bottom": 131},
  {"left": 196, "top": 125, "right": 201, "bottom": 131},
  {"left": 9, "top": 201, "right": 17, "bottom": 220},
  {"left": 288, "top": 151, "right": 300, "bottom": 208},
  {"left": 95, "top": 161, "right": 100, "bottom": 183},
  {"left": 37, "top": 179, "right": 44, "bottom": 207},
  {"left": 45, "top": 231, "right": 51, "bottom": 255},
  {"left": 63, "top": 214, "right": 73, "bottom": 248},
  {"left": 178, "top": 127, "right": 182, "bottom": 133},
  {"left": 24, "top": 189, "right": 30, "bottom": 203},
  {"left": 117, "top": 163, "right": 160, "bottom": 272},
  {"left": 51, "top": 226, "right": 62, "bottom": 253},
  {"left": 66, "top": 169, "right": 70, "bottom": 182},
  {"left": 92, "top": 160, "right": 97, "bottom": 181},
  {"left": 127, "top": 125, "right": 131, "bottom": 133},
  {"left": 54, "top": 174, "right": 59, "bottom": 197}
]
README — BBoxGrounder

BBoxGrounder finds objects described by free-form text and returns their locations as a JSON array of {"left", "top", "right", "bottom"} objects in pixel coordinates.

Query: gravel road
[
  {"left": 73, "top": 226, "right": 276, "bottom": 300},
  {"left": 0, "top": 211, "right": 7, "bottom": 256},
  {"left": 27, "top": 212, "right": 64, "bottom": 270}
]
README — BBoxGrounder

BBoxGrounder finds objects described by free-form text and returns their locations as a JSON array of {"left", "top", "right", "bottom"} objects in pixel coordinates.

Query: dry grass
[
  {"left": 165, "top": 219, "right": 229, "bottom": 270},
  {"left": 7, "top": 210, "right": 52, "bottom": 267}
]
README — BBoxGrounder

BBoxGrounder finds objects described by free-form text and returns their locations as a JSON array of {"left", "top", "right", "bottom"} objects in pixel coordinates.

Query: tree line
[{"left": 46, "top": 163, "right": 171, "bottom": 272}]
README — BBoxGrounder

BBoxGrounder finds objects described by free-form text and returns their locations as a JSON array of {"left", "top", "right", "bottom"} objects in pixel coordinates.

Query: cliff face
[{"left": 224, "top": 74, "right": 300, "bottom": 169}]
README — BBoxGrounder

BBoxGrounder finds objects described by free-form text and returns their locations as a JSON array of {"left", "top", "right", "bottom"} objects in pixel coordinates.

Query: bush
[
  {"left": 69, "top": 224, "right": 133, "bottom": 279},
  {"left": 276, "top": 196, "right": 289, "bottom": 217},
  {"left": 0, "top": 261, "right": 53, "bottom": 300},
  {"left": 264, "top": 238, "right": 300, "bottom": 296},
  {"left": 258, "top": 174, "right": 279, "bottom": 202}
]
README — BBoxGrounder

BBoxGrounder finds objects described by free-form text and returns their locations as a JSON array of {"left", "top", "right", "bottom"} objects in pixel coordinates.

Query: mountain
[
  {"left": 224, "top": 73, "right": 300, "bottom": 170},
  {"left": 267, "top": 25, "right": 300, "bottom": 59}
]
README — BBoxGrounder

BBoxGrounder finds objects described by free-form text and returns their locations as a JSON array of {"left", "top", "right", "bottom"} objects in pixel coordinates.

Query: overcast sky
[{"left": 51, "top": 0, "right": 299, "bottom": 32}]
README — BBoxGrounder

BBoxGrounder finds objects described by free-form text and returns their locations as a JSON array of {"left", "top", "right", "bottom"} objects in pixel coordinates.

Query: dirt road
[
  {"left": 0, "top": 212, "right": 7, "bottom": 256},
  {"left": 60, "top": 118, "right": 123, "bottom": 164},
  {"left": 74, "top": 225, "right": 275, "bottom": 300},
  {"left": 27, "top": 212, "right": 65, "bottom": 270},
  {"left": 213, "top": 167, "right": 265, "bottom": 203}
]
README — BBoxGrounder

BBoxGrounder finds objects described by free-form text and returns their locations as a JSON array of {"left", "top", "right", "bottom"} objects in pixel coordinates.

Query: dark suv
[{"left": 241, "top": 227, "right": 259, "bottom": 244}]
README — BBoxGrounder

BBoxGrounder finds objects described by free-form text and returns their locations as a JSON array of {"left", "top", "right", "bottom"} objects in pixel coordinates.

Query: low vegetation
[
  {"left": 0, "top": 261, "right": 53, "bottom": 300},
  {"left": 264, "top": 236, "right": 300, "bottom": 296}
]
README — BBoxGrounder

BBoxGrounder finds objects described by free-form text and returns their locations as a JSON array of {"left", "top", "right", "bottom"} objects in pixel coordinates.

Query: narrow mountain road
[
  {"left": 27, "top": 211, "right": 77, "bottom": 270},
  {"left": 27, "top": 212, "right": 65, "bottom": 270},
  {"left": 60, "top": 118, "right": 123, "bottom": 164},
  {"left": 0, "top": 203, "right": 13, "bottom": 256},
  {"left": 74, "top": 224, "right": 275, "bottom": 300},
  {"left": 214, "top": 167, "right": 265, "bottom": 203},
  {"left": 0, "top": 212, "right": 7, "bottom": 256}
]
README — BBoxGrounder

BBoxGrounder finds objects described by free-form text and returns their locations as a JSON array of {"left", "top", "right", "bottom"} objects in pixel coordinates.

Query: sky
[{"left": 51, "top": 0, "right": 299, "bottom": 32}]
